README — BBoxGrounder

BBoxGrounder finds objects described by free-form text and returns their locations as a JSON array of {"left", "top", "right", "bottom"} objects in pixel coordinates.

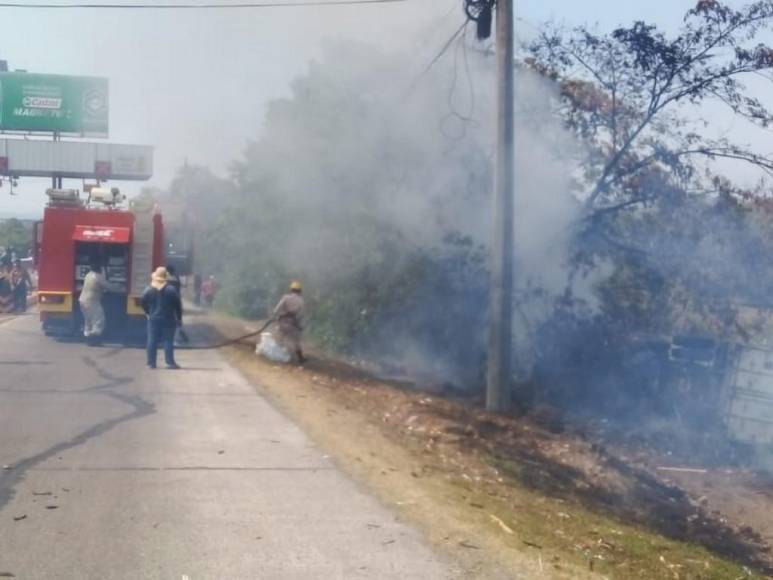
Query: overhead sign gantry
[{"left": 0, "top": 139, "right": 153, "bottom": 181}]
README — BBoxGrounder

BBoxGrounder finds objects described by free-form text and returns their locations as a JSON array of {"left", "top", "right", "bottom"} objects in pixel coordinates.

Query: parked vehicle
[{"left": 34, "top": 188, "right": 164, "bottom": 339}]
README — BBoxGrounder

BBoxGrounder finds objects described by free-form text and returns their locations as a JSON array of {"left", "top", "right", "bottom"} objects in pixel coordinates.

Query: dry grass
[{"left": 217, "top": 338, "right": 769, "bottom": 580}]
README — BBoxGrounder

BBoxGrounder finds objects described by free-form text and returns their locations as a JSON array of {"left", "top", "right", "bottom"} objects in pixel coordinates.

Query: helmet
[{"left": 289, "top": 280, "right": 303, "bottom": 291}]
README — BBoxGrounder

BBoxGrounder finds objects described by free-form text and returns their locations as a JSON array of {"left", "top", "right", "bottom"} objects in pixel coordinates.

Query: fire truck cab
[{"left": 35, "top": 188, "right": 164, "bottom": 339}]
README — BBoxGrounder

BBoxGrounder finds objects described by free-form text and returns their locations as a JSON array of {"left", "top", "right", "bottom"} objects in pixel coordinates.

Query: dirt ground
[{"left": 201, "top": 312, "right": 773, "bottom": 579}]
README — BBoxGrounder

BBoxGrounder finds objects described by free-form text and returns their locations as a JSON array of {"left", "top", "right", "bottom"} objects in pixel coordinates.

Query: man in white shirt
[{"left": 79, "top": 261, "right": 118, "bottom": 341}]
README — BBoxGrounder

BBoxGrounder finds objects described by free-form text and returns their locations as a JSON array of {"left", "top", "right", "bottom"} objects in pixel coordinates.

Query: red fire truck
[{"left": 34, "top": 187, "right": 164, "bottom": 339}]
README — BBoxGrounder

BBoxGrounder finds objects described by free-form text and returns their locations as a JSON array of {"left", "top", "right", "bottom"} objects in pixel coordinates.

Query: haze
[{"left": 0, "top": 0, "right": 698, "bottom": 217}]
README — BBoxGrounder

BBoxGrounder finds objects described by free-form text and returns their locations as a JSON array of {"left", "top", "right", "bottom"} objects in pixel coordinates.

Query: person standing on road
[
  {"left": 272, "top": 280, "right": 305, "bottom": 364},
  {"left": 11, "top": 259, "right": 31, "bottom": 313},
  {"left": 141, "top": 267, "right": 182, "bottom": 369},
  {"left": 79, "top": 261, "right": 119, "bottom": 342}
]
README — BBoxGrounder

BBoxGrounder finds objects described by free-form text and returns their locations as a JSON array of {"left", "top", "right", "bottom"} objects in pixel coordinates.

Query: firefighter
[
  {"left": 141, "top": 267, "right": 182, "bottom": 369},
  {"left": 272, "top": 280, "right": 305, "bottom": 364},
  {"left": 11, "top": 259, "right": 31, "bottom": 313},
  {"left": 79, "top": 261, "right": 118, "bottom": 342}
]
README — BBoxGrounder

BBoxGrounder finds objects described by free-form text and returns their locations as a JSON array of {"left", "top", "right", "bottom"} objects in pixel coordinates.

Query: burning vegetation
[{"left": 146, "top": 1, "right": 773, "bottom": 470}]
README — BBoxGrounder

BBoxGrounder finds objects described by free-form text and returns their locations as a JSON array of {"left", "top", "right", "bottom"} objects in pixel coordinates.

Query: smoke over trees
[
  {"left": 521, "top": 0, "right": 773, "bottom": 421},
  {"left": 156, "top": 2, "right": 773, "bottom": 436},
  {"left": 161, "top": 41, "right": 498, "bottom": 385}
]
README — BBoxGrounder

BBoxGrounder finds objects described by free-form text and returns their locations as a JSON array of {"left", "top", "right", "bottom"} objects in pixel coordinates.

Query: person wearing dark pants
[
  {"left": 141, "top": 267, "right": 182, "bottom": 369},
  {"left": 146, "top": 319, "right": 177, "bottom": 369}
]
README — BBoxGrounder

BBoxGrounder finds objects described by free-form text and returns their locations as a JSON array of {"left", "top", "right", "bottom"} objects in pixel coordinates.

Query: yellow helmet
[{"left": 289, "top": 280, "right": 303, "bottom": 291}]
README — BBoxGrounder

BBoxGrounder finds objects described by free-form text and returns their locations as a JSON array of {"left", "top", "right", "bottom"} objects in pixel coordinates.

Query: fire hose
[
  {"left": 176, "top": 318, "right": 275, "bottom": 350},
  {"left": 1, "top": 312, "right": 277, "bottom": 350}
]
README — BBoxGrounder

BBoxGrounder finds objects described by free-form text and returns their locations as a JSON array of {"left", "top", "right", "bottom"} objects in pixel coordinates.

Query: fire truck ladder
[{"left": 130, "top": 206, "right": 155, "bottom": 296}]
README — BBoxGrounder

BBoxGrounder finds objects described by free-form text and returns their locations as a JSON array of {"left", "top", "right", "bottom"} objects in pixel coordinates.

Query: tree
[
  {"left": 0, "top": 218, "right": 31, "bottom": 256},
  {"left": 518, "top": 2, "right": 773, "bottom": 421},
  {"left": 528, "top": 0, "right": 773, "bottom": 221},
  {"left": 521, "top": 0, "right": 773, "bottom": 340}
]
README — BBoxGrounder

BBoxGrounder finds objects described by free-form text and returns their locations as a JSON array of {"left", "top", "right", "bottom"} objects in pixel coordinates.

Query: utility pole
[{"left": 486, "top": 0, "right": 514, "bottom": 412}]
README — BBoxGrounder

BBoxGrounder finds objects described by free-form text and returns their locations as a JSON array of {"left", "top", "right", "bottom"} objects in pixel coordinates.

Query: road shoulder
[{"left": 204, "top": 310, "right": 769, "bottom": 579}]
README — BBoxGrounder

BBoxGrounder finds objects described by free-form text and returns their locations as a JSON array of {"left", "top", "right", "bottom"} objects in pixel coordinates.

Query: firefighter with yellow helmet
[{"left": 272, "top": 280, "right": 305, "bottom": 364}]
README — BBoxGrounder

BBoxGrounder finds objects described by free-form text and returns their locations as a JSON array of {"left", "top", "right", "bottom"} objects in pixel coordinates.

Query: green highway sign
[{"left": 0, "top": 72, "right": 108, "bottom": 137}]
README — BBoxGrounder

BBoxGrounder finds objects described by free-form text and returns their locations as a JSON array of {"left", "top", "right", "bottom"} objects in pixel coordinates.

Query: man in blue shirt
[{"left": 140, "top": 267, "right": 182, "bottom": 369}]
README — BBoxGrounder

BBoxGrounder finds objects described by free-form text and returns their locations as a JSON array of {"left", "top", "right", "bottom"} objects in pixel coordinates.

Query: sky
[{"left": 0, "top": 0, "right": 746, "bottom": 218}]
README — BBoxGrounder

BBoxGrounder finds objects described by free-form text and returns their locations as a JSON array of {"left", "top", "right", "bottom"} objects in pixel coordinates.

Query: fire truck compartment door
[{"left": 73, "top": 225, "right": 131, "bottom": 244}]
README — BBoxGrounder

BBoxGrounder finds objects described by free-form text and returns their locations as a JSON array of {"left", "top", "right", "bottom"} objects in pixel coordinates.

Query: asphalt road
[{"left": 0, "top": 314, "right": 459, "bottom": 579}]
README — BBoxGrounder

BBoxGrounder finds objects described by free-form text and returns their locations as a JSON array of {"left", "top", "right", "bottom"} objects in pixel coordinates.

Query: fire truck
[{"left": 34, "top": 187, "right": 164, "bottom": 339}]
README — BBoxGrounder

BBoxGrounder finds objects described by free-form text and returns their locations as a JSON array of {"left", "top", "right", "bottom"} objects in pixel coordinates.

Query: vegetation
[
  {"left": 153, "top": 41, "right": 493, "bottom": 384},
  {"left": 155, "top": 2, "right": 773, "bottom": 426},
  {"left": 0, "top": 218, "right": 31, "bottom": 257},
  {"left": 521, "top": 0, "right": 773, "bottom": 417}
]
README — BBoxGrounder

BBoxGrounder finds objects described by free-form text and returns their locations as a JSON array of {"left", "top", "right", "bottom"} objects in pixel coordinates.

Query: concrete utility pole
[{"left": 486, "top": 0, "right": 514, "bottom": 412}]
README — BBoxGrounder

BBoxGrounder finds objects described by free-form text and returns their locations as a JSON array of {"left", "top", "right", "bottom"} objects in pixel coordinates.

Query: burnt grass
[
  {"left": 426, "top": 401, "right": 773, "bottom": 575},
  {"left": 303, "top": 354, "right": 773, "bottom": 574},
  {"left": 206, "top": 309, "right": 772, "bottom": 575}
]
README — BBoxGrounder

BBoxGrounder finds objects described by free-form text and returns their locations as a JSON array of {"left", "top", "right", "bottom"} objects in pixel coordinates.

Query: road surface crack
[{"left": 0, "top": 357, "right": 154, "bottom": 512}]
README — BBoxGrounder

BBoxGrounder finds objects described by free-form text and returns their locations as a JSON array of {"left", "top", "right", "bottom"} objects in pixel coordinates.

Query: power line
[
  {"left": 402, "top": 19, "right": 467, "bottom": 100},
  {"left": 0, "top": 0, "right": 406, "bottom": 8},
  {"left": 419, "top": 21, "right": 468, "bottom": 79},
  {"left": 439, "top": 26, "right": 477, "bottom": 142}
]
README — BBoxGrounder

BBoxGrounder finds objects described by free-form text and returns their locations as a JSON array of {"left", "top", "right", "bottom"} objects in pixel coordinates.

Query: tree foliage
[
  {"left": 0, "top": 218, "right": 31, "bottom": 256},
  {"left": 529, "top": 0, "right": 773, "bottom": 215},
  {"left": 523, "top": 1, "right": 773, "bottom": 421}
]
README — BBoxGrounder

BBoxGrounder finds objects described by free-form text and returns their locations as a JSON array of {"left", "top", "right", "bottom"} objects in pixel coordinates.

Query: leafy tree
[
  {"left": 519, "top": 2, "right": 773, "bottom": 421},
  {"left": 523, "top": 1, "right": 773, "bottom": 336},
  {"left": 0, "top": 218, "right": 31, "bottom": 256},
  {"left": 528, "top": 0, "right": 773, "bottom": 219}
]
